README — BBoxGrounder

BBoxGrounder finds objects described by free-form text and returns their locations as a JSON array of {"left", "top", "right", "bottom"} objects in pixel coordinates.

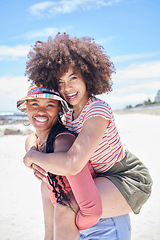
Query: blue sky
[{"left": 0, "top": 0, "right": 160, "bottom": 112}]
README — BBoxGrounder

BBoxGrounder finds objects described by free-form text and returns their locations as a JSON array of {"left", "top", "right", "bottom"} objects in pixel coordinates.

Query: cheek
[
  {"left": 58, "top": 89, "right": 66, "bottom": 100},
  {"left": 50, "top": 113, "right": 59, "bottom": 124},
  {"left": 50, "top": 108, "right": 59, "bottom": 118},
  {"left": 58, "top": 86, "right": 63, "bottom": 95}
]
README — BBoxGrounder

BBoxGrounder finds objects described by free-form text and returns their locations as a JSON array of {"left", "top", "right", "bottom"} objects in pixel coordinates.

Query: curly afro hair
[{"left": 25, "top": 32, "right": 115, "bottom": 96}]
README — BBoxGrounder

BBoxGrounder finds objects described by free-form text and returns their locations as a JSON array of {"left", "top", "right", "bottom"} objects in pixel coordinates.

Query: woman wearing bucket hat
[
  {"left": 17, "top": 82, "right": 68, "bottom": 113},
  {"left": 17, "top": 82, "right": 104, "bottom": 240}
]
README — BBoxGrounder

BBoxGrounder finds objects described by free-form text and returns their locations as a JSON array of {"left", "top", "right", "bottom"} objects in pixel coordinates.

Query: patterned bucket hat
[{"left": 17, "top": 82, "right": 68, "bottom": 113}]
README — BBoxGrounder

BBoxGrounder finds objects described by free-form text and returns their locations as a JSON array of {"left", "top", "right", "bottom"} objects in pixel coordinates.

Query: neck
[
  {"left": 73, "top": 98, "right": 89, "bottom": 119},
  {"left": 35, "top": 130, "right": 49, "bottom": 143},
  {"left": 35, "top": 132, "right": 48, "bottom": 153}
]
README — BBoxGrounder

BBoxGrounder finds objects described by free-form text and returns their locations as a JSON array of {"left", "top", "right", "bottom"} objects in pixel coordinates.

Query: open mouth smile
[
  {"left": 67, "top": 92, "right": 78, "bottom": 100},
  {"left": 34, "top": 116, "right": 48, "bottom": 123}
]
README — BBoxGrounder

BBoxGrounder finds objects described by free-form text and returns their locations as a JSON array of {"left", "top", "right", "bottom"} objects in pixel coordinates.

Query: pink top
[
  {"left": 43, "top": 132, "right": 96, "bottom": 205},
  {"left": 62, "top": 96, "right": 126, "bottom": 173}
]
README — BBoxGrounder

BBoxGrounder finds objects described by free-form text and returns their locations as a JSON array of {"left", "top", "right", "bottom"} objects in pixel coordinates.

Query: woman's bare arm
[
  {"left": 25, "top": 133, "right": 37, "bottom": 152},
  {"left": 25, "top": 133, "right": 47, "bottom": 179},
  {"left": 23, "top": 117, "right": 109, "bottom": 175}
]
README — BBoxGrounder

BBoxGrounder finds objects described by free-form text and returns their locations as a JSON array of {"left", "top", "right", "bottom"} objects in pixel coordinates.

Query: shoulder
[
  {"left": 54, "top": 131, "right": 76, "bottom": 152},
  {"left": 25, "top": 132, "right": 37, "bottom": 151},
  {"left": 88, "top": 97, "right": 112, "bottom": 110},
  {"left": 25, "top": 132, "right": 36, "bottom": 142},
  {"left": 83, "top": 96, "right": 113, "bottom": 121}
]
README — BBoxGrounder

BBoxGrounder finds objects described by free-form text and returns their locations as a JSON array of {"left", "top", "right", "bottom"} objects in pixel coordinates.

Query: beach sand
[{"left": 0, "top": 113, "right": 160, "bottom": 240}]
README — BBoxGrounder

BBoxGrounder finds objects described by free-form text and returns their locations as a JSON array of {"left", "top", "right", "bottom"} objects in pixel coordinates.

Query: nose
[
  {"left": 37, "top": 106, "right": 46, "bottom": 114},
  {"left": 64, "top": 83, "right": 71, "bottom": 92},
  {"left": 60, "top": 81, "right": 72, "bottom": 93}
]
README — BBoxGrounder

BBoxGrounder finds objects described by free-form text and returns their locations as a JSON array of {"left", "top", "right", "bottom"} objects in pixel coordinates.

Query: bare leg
[
  {"left": 41, "top": 182, "right": 54, "bottom": 240},
  {"left": 54, "top": 192, "right": 80, "bottom": 240},
  {"left": 94, "top": 177, "right": 132, "bottom": 218}
]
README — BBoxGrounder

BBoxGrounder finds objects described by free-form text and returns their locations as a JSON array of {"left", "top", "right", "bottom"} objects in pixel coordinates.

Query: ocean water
[{"left": 0, "top": 111, "right": 28, "bottom": 124}]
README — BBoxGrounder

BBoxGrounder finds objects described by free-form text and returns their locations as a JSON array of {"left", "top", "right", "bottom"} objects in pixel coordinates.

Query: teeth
[
  {"left": 34, "top": 117, "right": 48, "bottom": 122},
  {"left": 67, "top": 92, "right": 77, "bottom": 99}
]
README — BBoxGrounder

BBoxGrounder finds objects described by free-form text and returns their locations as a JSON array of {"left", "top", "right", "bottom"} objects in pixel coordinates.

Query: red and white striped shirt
[{"left": 62, "top": 96, "right": 126, "bottom": 173}]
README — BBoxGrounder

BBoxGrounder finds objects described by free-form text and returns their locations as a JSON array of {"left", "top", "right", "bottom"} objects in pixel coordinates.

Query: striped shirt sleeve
[{"left": 83, "top": 101, "right": 112, "bottom": 123}]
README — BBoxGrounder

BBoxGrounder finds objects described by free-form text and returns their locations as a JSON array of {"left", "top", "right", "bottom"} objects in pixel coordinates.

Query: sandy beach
[{"left": 0, "top": 112, "right": 160, "bottom": 240}]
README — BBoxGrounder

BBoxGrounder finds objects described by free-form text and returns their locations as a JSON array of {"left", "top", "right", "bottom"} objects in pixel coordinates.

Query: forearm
[
  {"left": 24, "top": 117, "right": 108, "bottom": 176},
  {"left": 67, "top": 163, "right": 102, "bottom": 230},
  {"left": 24, "top": 149, "right": 78, "bottom": 176}
]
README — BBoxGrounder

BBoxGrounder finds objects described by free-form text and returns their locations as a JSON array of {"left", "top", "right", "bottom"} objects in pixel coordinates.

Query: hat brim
[{"left": 17, "top": 94, "right": 68, "bottom": 113}]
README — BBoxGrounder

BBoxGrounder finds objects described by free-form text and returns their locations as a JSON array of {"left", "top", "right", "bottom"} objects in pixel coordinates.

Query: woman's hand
[
  {"left": 23, "top": 147, "right": 43, "bottom": 167},
  {"left": 32, "top": 163, "right": 48, "bottom": 182}
]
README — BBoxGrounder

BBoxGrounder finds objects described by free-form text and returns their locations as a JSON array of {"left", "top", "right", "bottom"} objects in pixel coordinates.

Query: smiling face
[
  {"left": 26, "top": 98, "right": 60, "bottom": 138},
  {"left": 58, "top": 68, "right": 89, "bottom": 110}
]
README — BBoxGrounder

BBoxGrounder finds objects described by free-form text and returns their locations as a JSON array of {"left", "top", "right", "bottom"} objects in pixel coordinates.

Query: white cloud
[
  {"left": 96, "top": 36, "right": 117, "bottom": 45},
  {"left": 113, "top": 52, "right": 160, "bottom": 64},
  {"left": 0, "top": 26, "right": 72, "bottom": 60},
  {"left": 99, "top": 60, "right": 160, "bottom": 109},
  {"left": 29, "top": 1, "right": 55, "bottom": 16},
  {"left": 115, "top": 81, "right": 160, "bottom": 94},
  {"left": 114, "top": 61, "right": 160, "bottom": 81},
  {"left": 0, "top": 75, "right": 30, "bottom": 111},
  {"left": 0, "top": 45, "right": 30, "bottom": 58},
  {"left": 106, "top": 93, "right": 150, "bottom": 105},
  {"left": 0, "top": 76, "right": 30, "bottom": 98},
  {"left": 99, "top": 91, "right": 157, "bottom": 110},
  {"left": 29, "top": 0, "right": 120, "bottom": 16},
  {"left": 16, "top": 26, "right": 72, "bottom": 40}
]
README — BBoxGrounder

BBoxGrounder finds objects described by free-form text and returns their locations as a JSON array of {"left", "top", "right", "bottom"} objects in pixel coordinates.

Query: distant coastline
[
  {"left": 0, "top": 111, "right": 28, "bottom": 125},
  {"left": 0, "top": 112, "right": 33, "bottom": 136},
  {"left": 114, "top": 103, "right": 160, "bottom": 116},
  {"left": 1, "top": 104, "right": 160, "bottom": 126},
  {"left": 0, "top": 112, "right": 32, "bottom": 136},
  {"left": 0, "top": 105, "right": 160, "bottom": 137}
]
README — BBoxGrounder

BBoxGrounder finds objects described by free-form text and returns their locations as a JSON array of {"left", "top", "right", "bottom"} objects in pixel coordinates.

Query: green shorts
[{"left": 96, "top": 149, "right": 153, "bottom": 214}]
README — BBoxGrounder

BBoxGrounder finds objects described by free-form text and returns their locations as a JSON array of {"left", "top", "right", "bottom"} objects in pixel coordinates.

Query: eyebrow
[
  {"left": 30, "top": 99, "right": 38, "bottom": 102},
  {"left": 30, "top": 99, "right": 56, "bottom": 103},
  {"left": 47, "top": 100, "right": 56, "bottom": 104},
  {"left": 59, "top": 72, "right": 75, "bottom": 80},
  {"left": 68, "top": 73, "right": 75, "bottom": 78}
]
